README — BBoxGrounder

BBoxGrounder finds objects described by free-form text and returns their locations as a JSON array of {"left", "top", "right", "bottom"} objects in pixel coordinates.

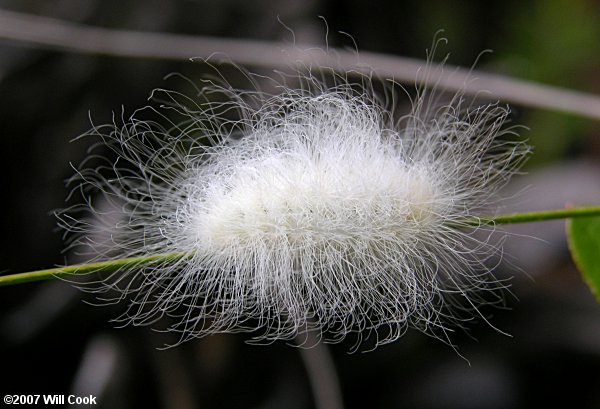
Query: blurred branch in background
[
  {"left": 1, "top": 8, "right": 600, "bottom": 121},
  {"left": 296, "top": 331, "right": 344, "bottom": 409}
]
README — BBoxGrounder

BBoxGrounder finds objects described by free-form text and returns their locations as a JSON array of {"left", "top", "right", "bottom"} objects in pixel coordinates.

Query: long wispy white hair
[{"left": 59, "top": 47, "right": 529, "bottom": 349}]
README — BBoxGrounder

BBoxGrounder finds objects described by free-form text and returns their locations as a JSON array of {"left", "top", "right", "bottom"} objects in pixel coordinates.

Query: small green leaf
[{"left": 567, "top": 215, "right": 600, "bottom": 302}]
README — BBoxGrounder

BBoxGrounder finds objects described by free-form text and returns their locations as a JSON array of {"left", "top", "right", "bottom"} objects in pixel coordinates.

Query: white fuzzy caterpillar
[{"left": 60, "top": 55, "right": 529, "bottom": 349}]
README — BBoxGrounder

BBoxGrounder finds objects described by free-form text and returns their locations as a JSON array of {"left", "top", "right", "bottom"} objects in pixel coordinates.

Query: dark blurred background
[{"left": 1, "top": 1, "right": 600, "bottom": 408}]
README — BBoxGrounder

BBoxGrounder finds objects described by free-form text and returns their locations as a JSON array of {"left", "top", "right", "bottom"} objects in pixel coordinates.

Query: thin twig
[
  {"left": 1, "top": 9, "right": 600, "bottom": 120},
  {"left": 1, "top": 206, "right": 600, "bottom": 287},
  {"left": 0, "top": 252, "right": 186, "bottom": 286},
  {"left": 462, "top": 205, "right": 600, "bottom": 227}
]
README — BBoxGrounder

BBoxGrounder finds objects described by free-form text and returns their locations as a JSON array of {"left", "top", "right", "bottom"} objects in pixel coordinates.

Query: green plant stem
[
  {"left": 0, "top": 252, "right": 186, "bottom": 287},
  {"left": 462, "top": 205, "right": 600, "bottom": 227},
  {"left": 2, "top": 206, "right": 600, "bottom": 287}
]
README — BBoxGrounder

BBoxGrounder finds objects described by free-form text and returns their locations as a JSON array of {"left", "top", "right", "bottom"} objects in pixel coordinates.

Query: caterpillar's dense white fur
[{"left": 60, "top": 49, "right": 529, "bottom": 349}]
